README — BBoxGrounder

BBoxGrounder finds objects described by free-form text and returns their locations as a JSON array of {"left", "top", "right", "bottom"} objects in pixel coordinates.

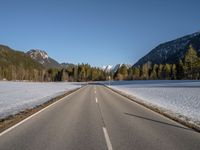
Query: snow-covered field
[
  {"left": 1, "top": 80, "right": 200, "bottom": 126},
  {"left": 0, "top": 81, "right": 81, "bottom": 119},
  {"left": 105, "top": 80, "right": 200, "bottom": 124}
]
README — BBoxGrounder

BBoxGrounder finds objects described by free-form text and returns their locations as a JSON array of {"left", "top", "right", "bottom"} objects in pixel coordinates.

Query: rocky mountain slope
[{"left": 27, "top": 49, "right": 61, "bottom": 68}]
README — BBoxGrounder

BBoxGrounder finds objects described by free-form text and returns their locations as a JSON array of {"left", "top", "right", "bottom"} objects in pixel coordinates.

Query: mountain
[
  {"left": 102, "top": 64, "right": 131, "bottom": 73},
  {"left": 102, "top": 65, "right": 113, "bottom": 72},
  {"left": 27, "top": 49, "right": 61, "bottom": 68},
  {"left": 112, "top": 64, "right": 121, "bottom": 73},
  {"left": 0, "top": 45, "right": 44, "bottom": 70},
  {"left": 0, "top": 44, "right": 44, "bottom": 80},
  {"left": 61, "top": 63, "right": 76, "bottom": 69},
  {"left": 134, "top": 31, "right": 200, "bottom": 67}
]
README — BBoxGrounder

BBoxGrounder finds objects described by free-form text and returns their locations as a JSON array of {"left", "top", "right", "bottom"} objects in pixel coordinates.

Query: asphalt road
[{"left": 0, "top": 85, "right": 200, "bottom": 150}]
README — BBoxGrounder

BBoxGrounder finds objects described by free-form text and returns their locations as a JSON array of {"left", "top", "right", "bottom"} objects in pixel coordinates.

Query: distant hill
[
  {"left": 0, "top": 45, "right": 44, "bottom": 80},
  {"left": 134, "top": 32, "right": 200, "bottom": 67},
  {"left": 27, "top": 49, "right": 61, "bottom": 68},
  {"left": 61, "top": 63, "right": 76, "bottom": 69}
]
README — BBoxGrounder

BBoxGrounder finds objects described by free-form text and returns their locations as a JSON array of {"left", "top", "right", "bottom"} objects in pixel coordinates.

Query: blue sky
[{"left": 1, "top": 0, "right": 200, "bottom": 67}]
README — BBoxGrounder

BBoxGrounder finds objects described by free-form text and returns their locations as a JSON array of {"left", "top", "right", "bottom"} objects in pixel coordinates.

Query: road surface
[{"left": 0, "top": 85, "right": 200, "bottom": 150}]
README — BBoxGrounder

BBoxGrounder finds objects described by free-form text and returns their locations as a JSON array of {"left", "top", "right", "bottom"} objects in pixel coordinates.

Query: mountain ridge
[
  {"left": 0, "top": 44, "right": 44, "bottom": 80},
  {"left": 134, "top": 31, "right": 200, "bottom": 67}
]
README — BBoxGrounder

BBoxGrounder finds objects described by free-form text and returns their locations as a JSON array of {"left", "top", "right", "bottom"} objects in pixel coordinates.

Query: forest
[
  {"left": 0, "top": 45, "right": 200, "bottom": 82},
  {"left": 114, "top": 45, "right": 200, "bottom": 80}
]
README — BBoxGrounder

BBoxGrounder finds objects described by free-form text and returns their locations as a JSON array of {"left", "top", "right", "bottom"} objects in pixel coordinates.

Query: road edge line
[
  {"left": 104, "top": 85, "right": 200, "bottom": 133},
  {"left": 0, "top": 86, "right": 84, "bottom": 137}
]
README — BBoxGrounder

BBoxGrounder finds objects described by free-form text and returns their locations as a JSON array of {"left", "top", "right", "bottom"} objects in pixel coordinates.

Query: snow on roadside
[
  {"left": 106, "top": 80, "right": 200, "bottom": 124},
  {"left": 0, "top": 81, "right": 81, "bottom": 119}
]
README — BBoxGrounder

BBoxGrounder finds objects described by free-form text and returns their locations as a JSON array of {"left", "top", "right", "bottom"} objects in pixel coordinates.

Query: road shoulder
[
  {"left": 0, "top": 87, "right": 81, "bottom": 133},
  {"left": 104, "top": 85, "right": 200, "bottom": 133}
]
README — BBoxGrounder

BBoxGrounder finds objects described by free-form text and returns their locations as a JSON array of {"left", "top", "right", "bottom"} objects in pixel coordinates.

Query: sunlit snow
[
  {"left": 106, "top": 80, "right": 200, "bottom": 123},
  {"left": 0, "top": 81, "right": 81, "bottom": 119}
]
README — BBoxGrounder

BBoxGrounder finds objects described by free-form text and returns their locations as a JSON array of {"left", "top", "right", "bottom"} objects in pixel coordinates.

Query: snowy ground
[
  {"left": 0, "top": 81, "right": 81, "bottom": 119},
  {"left": 105, "top": 80, "right": 200, "bottom": 124}
]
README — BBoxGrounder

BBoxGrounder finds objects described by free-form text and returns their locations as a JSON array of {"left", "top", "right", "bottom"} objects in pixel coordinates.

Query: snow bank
[
  {"left": 106, "top": 80, "right": 200, "bottom": 124},
  {"left": 0, "top": 81, "right": 81, "bottom": 119}
]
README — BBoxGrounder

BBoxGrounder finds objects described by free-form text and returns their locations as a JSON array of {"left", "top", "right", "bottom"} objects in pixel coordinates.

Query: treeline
[
  {"left": 1, "top": 44, "right": 200, "bottom": 82},
  {"left": 44, "top": 64, "right": 108, "bottom": 82},
  {"left": 114, "top": 45, "right": 200, "bottom": 80},
  {"left": 0, "top": 66, "right": 45, "bottom": 81},
  {"left": 0, "top": 46, "right": 44, "bottom": 81},
  {"left": 0, "top": 63, "right": 108, "bottom": 82}
]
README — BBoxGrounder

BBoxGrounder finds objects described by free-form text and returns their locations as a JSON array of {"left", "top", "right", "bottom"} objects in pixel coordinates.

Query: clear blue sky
[{"left": 1, "top": 0, "right": 200, "bottom": 67}]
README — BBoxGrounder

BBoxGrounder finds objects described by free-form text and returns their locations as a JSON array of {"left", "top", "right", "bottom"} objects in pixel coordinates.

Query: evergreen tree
[
  {"left": 177, "top": 60, "right": 184, "bottom": 79},
  {"left": 119, "top": 65, "right": 128, "bottom": 80},
  {"left": 171, "top": 64, "right": 177, "bottom": 80},
  {"left": 158, "top": 64, "right": 163, "bottom": 79},
  {"left": 73, "top": 66, "right": 78, "bottom": 82},
  {"left": 150, "top": 64, "right": 158, "bottom": 80},
  {"left": 132, "top": 67, "right": 140, "bottom": 80},
  {"left": 163, "top": 64, "right": 171, "bottom": 79},
  {"left": 127, "top": 68, "right": 133, "bottom": 80},
  {"left": 61, "top": 69, "right": 68, "bottom": 81},
  {"left": 183, "top": 45, "right": 200, "bottom": 79},
  {"left": 141, "top": 63, "right": 149, "bottom": 80},
  {"left": 114, "top": 65, "right": 128, "bottom": 80}
]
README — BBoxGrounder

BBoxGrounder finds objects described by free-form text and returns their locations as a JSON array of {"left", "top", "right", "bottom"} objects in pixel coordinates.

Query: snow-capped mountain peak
[
  {"left": 27, "top": 49, "right": 49, "bottom": 60},
  {"left": 27, "top": 49, "right": 61, "bottom": 68},
  {"left": 102, "top": 65, "right": 113, "bottom": 72},
  {"left": 102, "top": 64, "right": 131, "bottom": 73}
]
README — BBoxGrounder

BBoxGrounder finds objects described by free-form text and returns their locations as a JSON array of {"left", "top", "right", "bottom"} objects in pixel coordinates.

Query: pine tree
[
  {"left": 150, "top": 64, "right": 158, "bottom": 80},
  {"left": 127, "top": 68, "right": 133, "bottom": 80},
  {"left": 73, "top": 66, "right": 78, "bottom": 82},
  {"left": 177, "top": 60, "right": 184, "bottom": 79},
  {"left": 141, "top": 63, "right": 149, "bottom": 80},
  {"left": 118, "top": 65, "right": 128, "bottom": 80},
  {"left": 163, "top": 64, "right": 171, "bottom": 79},
  {"left": 132, "top": 67, "right": 140, "bottom": 80},
  {"left": 158, "top": 64, "right": 163, "bottom": 79},
  {"left": 183, "top": 45, "right": 200, "bottom": 79},
  {"left": 61, "top": 69, "right": 68, "bottom": 81},
  {"left": 171, "top": 64, "right": 177, "bottom": 80}
]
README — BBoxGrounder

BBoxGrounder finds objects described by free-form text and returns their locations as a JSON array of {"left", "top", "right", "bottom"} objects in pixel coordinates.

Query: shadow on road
[{"left": 124, "top": 112, "right": 195, "bottom": 132}]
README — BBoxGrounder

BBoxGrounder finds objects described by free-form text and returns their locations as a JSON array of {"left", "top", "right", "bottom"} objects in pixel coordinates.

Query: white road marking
[
  {"left": 103, "top": 127, "right": 113, "bottom": 150},
  {"left": 0, "top": 88, "right": 81, "bottom": 137},
  {"left": 95, "top": 97, "right": 98, "bottom": 103},
  {"left": 94, "top": 90, "right": 96, "bottom": 94}
]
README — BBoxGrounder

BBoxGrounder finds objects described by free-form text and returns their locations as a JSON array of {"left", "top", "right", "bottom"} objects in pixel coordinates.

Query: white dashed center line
[{"left": 103, "top": 127, "right": 113, "bottom": 150}]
